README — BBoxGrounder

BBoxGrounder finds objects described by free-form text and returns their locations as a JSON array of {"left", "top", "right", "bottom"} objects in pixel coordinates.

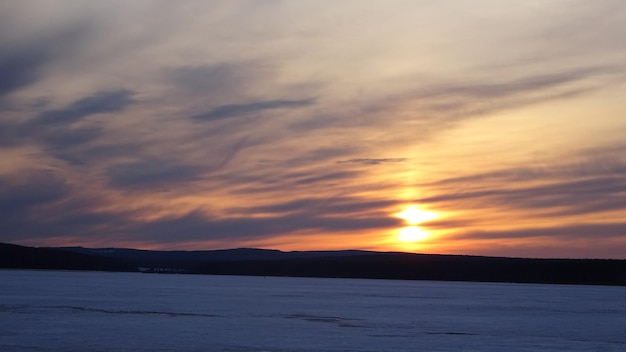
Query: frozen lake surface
[{"left": 1, "top": 270, "right": 625, "bottom": 351}]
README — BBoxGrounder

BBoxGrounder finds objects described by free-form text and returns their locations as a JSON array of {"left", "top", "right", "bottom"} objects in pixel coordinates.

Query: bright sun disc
[
  {"left": 398, "top": 226, "right": 429, "bottom": 242},
  {"left": 395, "top": 205, "right": 438, "bottom": 225}
]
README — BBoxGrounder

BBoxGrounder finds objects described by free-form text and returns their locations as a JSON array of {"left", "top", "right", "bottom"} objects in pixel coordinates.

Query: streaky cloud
[
  {"left": 37, "top": 89, "right": 135, "bottom": 125},
  {"left": 337, "top": 158, "right": 407, "bottom": 165},
  {"left": 293, "top": 171, "right": 360, "bottom": 185},
  {"left": 417, "top": 154, "right": 626, "bottom": 218},
  {"left": 453, "top": 222, "right": 626, "bottom": 241},
  {"left": 1, "top": 89, "right": 134, "bottom": 159},
  {"left": 420, "top": 176, "right": 626, "bottom": 211},
  {"left": 0, "top": 24, "right": 89, "bottom": 100},
  {"left": 106, "top": 158, "right": 205, "bottom": 189},
  {"left": 0, "top": 172, "right": 68, "bottom": 216},
  {"left": 205, "top": 137, "right": 249, "bottom": 174},
  {"left": 128, "top": 210, "right": 402, "bottom": 244},
  {"left": 42, "top": 126, "right": 102, "bottom": 151},
  {"left": 416, "top": 66, "right": 612, "bottom": 100},
  {"left": 167, "top": 63, "right": 261, "bottom": 95},
  {"left": 192, "top": 98, "right": 314, "bottom": 121},
  {"left": 0, "top": 44, "right": 48, "bottom": 99},
  {"left": 245, "top": 196, "right": 399, "bottom": 217},
  {"left": 393, "top": 65, "right": 622, "bottom": 129}
]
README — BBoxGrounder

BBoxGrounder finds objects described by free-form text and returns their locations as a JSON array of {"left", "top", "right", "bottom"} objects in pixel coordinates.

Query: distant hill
[
  {"left": 2, "top": 242, "right": 625, "bottom": 286},
  {"left": 58, "top": 246, "right": 381, "bottom": 271},
  {"left": 199, "top": 253, "right": 626, "bottom": 286},
  {"left": 0, "top": 242, "right": 135, "bottom": 272}
]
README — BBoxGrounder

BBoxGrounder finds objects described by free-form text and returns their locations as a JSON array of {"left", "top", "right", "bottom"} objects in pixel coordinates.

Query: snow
[{"left": 1, "top": 269, "right": 625, "bottom": 351}]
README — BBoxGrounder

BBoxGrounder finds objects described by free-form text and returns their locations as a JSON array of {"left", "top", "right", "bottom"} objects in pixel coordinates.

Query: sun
[
  {"left": 395, "top": 205, "right": 438, "bottom": 225},
  {"left": 398, "top": 226, "right": 430, "bottom": 242},
  {"left": 393, "top": 205, "right": 439, "bottom": 243}
]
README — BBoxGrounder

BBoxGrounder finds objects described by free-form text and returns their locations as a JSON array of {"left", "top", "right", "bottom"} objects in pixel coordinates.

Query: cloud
[
  {"left": 337, "top": 158, "right": 407, "bottom": 165},
  {"left": 292, "top": 171, "right": 361, "bottom": 186},
  {"left": 128, "top": 210, "right": 402, "bottom": 245},
  {"left": 219, "top": 167, "right": 365, "bottom": 197},
  {"left": 51, "top": 142, "right": 140, "bottom": 166},
  {"left": 2, "top": 89, "right": 134, "bottom": 145},
  {"left": 1, "top": 194, "right": 400, "bottom": 246},
  {"left": 167, "top": 63, "right": 260, "bottom": 95},
  {"left": 247, "top": 196, "right": 399, "bottom": 217},
  {"left": 0, "top": 24, "right": 89, "bottom": 100},
  {"left": 41, "top": 126, "right": 102, "bottom": 151},
  {"left": 0, "top": 171, "right": 79, "bottom": 243},
  {"left": 0, "top": 188, "right": 132, "bottom": 245},
  {"left": 0, "top": 45, "right": 49, "bottom": 99},
  {"left": 417, "top": 155, "right": 626, "bottom": 217},
  {"left": 0, "top": 89, "right": 135, "bottom": 167},
  {"left": 421, "top": 177, "right": 626, "bottom": 204},
  {"left": 192, "top": 98, "right": 314, "bottom": 121},
  {"left": 453, "top": 222, "right": 626, "bottom": 241},
  {"left": 445, "top": 222, "right": 626, "bottom": 259},
  {"left": 205, "top": 137, "right": 250, "bottom": 174},
  {"left": 527, "top": 1, "right": 626, "bottom": 63},
  {"left": 1, "top": 180, "right": 403, "bottom": 247},
  {"left": 106, "top": 158, "right": 206, "bottom": 189},
  {"left": 431, "top": 154, "right": 626, "bottom": 186},
  {"left": 36, "top": 89, "right": 135, "bottom": 125},
  {"left": 368, "top": 65, "right": 622, "bottom": 136},
  {"left": 0, "top": 172, "right": 68, "bottom": 216},
  {"left": 416, "top": 67, "right": 610, "bottom": 100}
]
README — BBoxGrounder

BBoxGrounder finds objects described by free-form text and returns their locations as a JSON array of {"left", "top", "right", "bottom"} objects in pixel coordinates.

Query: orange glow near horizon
[{"left": 398, "top": 226, "right": 430, "bottom": 242}]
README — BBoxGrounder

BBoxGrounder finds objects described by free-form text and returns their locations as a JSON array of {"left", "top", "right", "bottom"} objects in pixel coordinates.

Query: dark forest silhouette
[{"left": 2, "top": 242, "right": 625, "bottom": 286}]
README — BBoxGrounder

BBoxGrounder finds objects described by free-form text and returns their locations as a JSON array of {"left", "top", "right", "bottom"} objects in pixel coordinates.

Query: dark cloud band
[{"left": 192, "top": 98, "right": 314, "bottom": 121}]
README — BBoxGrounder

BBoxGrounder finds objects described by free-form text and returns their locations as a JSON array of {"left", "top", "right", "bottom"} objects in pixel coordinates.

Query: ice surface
[{"left": 1, "top": 269, "right": 625, "bottom": 351}]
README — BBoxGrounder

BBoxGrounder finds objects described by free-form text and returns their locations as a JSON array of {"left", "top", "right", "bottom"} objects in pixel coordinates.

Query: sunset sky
[{"left": 1, "top": 1, "right": 626, "bottom": 258}]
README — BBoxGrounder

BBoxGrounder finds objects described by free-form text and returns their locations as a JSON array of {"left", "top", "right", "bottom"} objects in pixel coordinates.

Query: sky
[{"left": 1, "top": 0, "right": 626, "bottom": 258}]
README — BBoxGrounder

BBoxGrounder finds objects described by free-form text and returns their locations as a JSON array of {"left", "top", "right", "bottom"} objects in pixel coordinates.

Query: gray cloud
[
  {"left": 446, "top": 222, "right": 626, "bottom": 258},
  {"left": 0, "top": 119, "right": 25, "bottom": 147},
  {"left": 0, "top": 178, "right": 403, "bottom": 246},
  {"left": 417, "top": 155, "right": 626, "bottom": 218},
  {"left": 417, "top": 67, "right": 610, "bottom": 100},
  {"left": 271, "top": 146, "right": 360, "bottom": 169},
  {"left": 0, "top": 178, "right": 131, "bottom": 244},
  {"left": 390, "top": 65, "right": 621, "bottom": 130},
  {"left": 106, "top": 158, "right": 206, "bottom": 189},
  {"left": 527, "top": 1, "right": 626, "bottom": 64},
  {"left": 192, "top": 98, "right": 314, "bottom": 121},
  {"left": 420, "top": 176, "right": 626, "bottom": 214},
  {"left": 221, "top": 167, "right": 365, "bottom": 197},
  {"left": 36, "top": 89, "right": 135, "bottom": 125},
  {"left": 432, "top": 156, "right": 626, "bottom": 186},
  {"left": 0, "top": 172, "right": 74, "bottom": 243},
  {"left": 50, "top": 141, "right": 142, "bottom": 167},
  {"left": 0, "top": 172, "right": 68, "bottom": 216},
  {"left": 453, "top": 222, "right": 626, "bottom": 241},
  {"left": 293, "top": 171, "right": 360, "bottom": 186},
  {"left": 337, "top": 158, "right": 407, "bottom": 165},
  {"left": 167, "top": 63, "right": 259, "bottom": 95},
  {"left": 205, "top": 137, "right": 249, "bottom": 174},
  {"left": 0, "top": 45, "right": 48, "bottom": 99},
  {"left": 246, "top": 196, "right": 399, "bottom": 217},
  {"left": 0, "top": 25, "right": 89, "bottom": 100},
  {"left": 129, "top": 210, "right": 402, "bottom": 244},
  {"left": 42, "top": 126, "right": 102, "bottom": 151},
  {"left": 1, "top": 89, "right": 134, "bottom": 149}
]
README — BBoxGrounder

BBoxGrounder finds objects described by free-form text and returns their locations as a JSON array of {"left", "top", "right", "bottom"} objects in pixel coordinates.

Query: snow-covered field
[{"left": 1, "top": 270, "right": 625, "bottom": 351}]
